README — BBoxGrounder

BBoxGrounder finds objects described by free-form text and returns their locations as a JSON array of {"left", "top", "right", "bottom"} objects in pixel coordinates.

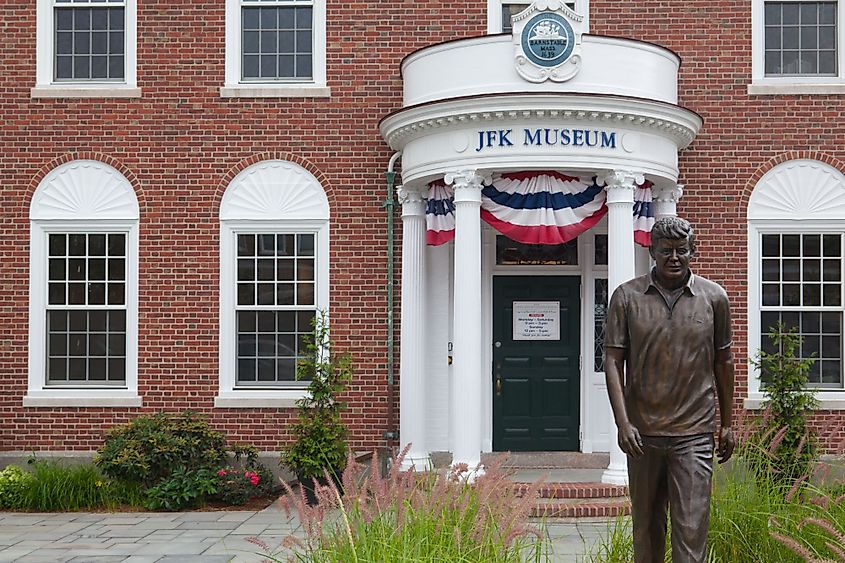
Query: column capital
[
  {"left": 598, "top": 169, "right": 644, "bottom": 190},
  {"left": 444, "top": 170, "right": 490, "bottom": 204},
  {"left": 653, "top": 184, "right": 684, "bottom": 204},
  {"left": 397, "top": 185, "right": 427, "bottom": 217}
]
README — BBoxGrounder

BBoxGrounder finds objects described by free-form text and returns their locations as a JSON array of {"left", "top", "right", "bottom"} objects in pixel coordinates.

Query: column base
[
  {"left": 601, "top": 464, "right": 629, "bottom": 485},
  {"left": 399, "top": 451, "right": 432, "bottom": 472}
]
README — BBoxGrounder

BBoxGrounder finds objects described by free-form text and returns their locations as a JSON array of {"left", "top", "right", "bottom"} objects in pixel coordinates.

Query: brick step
[
  {"left": 481, "top": 451, "right": 610, "bottom": 469},
  {"left": 514, "top": 481, "right": 628, "bottom": 499},
  {"left": 530, "top": 497, "right": 632, "bottom": 519}
]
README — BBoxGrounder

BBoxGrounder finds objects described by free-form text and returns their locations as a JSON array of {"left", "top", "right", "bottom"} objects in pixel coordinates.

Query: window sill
[
  {"left": 745, "top": 394, "right": 845, "bottom": 411},
  {"left": 747, "top": 81, "right": 845, "bottom": 95},
  {"left": 214, "top": 390, "right": 307, "bottom": 408},
  {"left": 219, "top": 85, "right": 331, "bottom": 98},
  {"left": 24, "top": 390, "right": 142, "bottom": 408},
  {"left": 31, "top": 86, "right": 142, "bottom": 99}
]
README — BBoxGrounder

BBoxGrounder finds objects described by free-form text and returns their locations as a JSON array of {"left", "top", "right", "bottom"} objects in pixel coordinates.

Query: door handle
[{"left": 496, "top": 375, "right": 502, "bottom": 396}]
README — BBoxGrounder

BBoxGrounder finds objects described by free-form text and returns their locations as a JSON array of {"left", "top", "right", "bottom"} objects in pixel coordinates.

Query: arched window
[
  {"left": 27, "top": 160, "right": 140, "bottom": 406},
  {"left": 216, "top": 160, "right": 329, "bottom": 407},
  {"left": 748, "top": 159, "right": 845, "bottom": 406}
]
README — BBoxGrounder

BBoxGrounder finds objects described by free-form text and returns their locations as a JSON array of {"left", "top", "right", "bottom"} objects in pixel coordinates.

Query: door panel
[{"left": 493, "top": 276, "right": 580, "bottom": 452}]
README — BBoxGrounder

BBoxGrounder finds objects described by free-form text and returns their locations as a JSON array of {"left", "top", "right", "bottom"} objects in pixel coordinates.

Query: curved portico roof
[{"left": 379, "top": 33, "right": 702, "bottom": 191}]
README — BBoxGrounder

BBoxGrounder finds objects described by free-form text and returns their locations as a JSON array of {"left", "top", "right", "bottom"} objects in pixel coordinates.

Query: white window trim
[
  {"left": 33, "top": 0, "right": 139, "bottom": 98},
  {"left": 222, "top": 0, "right": 329, "bottom": 99},
  {"left": 26, "top": 221, "right": 140, "bottom": 408},
  {"left": 487, "top": 0, "right": 589, "bottom": 33},
  {"left": 27, "top": 160, "right": 141, "bottom": 407},
  {"left": 216, "top": 160, "right": 330, "bottom": 407},
  {"left": 749, "top": 0, "right": 845, "bottom": 95},
  {"left": 747, "top": 158, "right": 845, "bottom": 408}
]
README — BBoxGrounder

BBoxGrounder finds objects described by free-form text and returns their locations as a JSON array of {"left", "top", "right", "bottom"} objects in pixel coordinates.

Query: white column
[
  {"left": 425, "top": 243, "right": 452, "bottom": 452},
  {"left": 446, "top": 169, "right": 487, "bottom": 474},
  {"left": 598, "top": 169, "right": 642, "bottom": 486},
  {"left": 653, "top": 184, "right": 684, "bottom": 220},
  {"left": 398, "top": 185, "right": 429, "bottom": 470}
]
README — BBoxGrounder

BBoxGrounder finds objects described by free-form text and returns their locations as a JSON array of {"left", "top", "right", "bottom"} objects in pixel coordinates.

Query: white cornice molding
[{"left": 380, "top": 94, "right": 701, "bottom": 149}]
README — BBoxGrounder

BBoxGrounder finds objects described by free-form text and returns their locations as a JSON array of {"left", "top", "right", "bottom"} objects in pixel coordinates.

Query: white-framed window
[
  {"left": 33, "top": 0, "right": 139, "bottom": 98},
  {"left": 748, "top": 159, "right": 845, "bottom": 409},
  {"left": 751, "top": 0, "right": 845, "bottom": 94},
  {"left": 222, "top": 0, "right": 329, "bottom": 98},
  {"left": 216, "top": 160, "right": 330, "bottom": 407},
  {"left": 488, "top": 0, "right": 587, "bottom": 34},
  {"left": 27, "top": 160, "right": 140, "bottom": 407}
]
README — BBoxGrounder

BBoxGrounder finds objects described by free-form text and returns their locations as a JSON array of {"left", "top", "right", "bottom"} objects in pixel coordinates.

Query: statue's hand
[
  {"left": 717, "top": 426, "right": 735, "bottom": 463},
  {"left": 618, "top": 423, "right": 644, "bottom": 458}
]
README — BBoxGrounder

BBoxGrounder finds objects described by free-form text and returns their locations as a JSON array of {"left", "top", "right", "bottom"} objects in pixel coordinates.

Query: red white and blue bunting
[{"left": 425, "top": 171, "right": 654, "bottom": 247}]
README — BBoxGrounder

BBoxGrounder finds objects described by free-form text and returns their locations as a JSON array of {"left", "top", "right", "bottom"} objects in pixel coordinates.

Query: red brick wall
[{"left": 1, "top": 0, "right": 843, "bottom": 456}]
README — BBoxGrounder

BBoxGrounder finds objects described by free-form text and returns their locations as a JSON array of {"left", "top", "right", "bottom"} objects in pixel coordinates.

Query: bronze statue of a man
[{"left": 604, "top": 216, "right": 735, "bottom": 563}]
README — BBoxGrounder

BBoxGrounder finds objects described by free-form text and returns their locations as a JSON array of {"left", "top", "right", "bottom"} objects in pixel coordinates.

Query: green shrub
[
  {"left": 0, "top": 465, "right": 34, "bottom": 509},
  {"left": 20, "top": 460, "right": 143, "bottom": 512},
  {"left": 750, "top": 323, "right": 819, "bottom": 483},
  {"left": 95, "top": 411, "right": 228, "bottom": 487},
  {"left": 144, "top": 466, "right": 219, "bottom": 511}
]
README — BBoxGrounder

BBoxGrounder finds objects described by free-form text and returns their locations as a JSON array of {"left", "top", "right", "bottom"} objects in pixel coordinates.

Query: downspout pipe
[{"left": 383, "top": 151, "right": 402, "bottom": 450}]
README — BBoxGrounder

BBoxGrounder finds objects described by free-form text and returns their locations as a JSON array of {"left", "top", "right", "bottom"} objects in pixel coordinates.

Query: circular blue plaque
[{"left": 520, "top": 13, "right": 575, "bottom": 68}]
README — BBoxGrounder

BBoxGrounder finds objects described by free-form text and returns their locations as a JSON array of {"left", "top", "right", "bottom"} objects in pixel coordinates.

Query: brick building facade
[{"left": 1, "top": 0, "right": 843, "bottom": 474}]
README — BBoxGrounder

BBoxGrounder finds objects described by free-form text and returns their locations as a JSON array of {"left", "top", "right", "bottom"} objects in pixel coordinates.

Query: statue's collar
[{"left": 646, "top": 268, "right": 698, "bottom": 296}]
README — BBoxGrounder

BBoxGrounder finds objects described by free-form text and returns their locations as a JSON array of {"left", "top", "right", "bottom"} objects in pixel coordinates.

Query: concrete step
[
  {"left": 482, "top": 451, "right": 610, "bottom": 469},
  {"left": 530, "top": 496, "right": 631, "bottom": 519},
  {"left": 514, "top": 481, "right": 628, "bottom": 499}
]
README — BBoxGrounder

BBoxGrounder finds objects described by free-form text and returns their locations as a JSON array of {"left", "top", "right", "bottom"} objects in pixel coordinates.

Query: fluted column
[
  {"left": 446, "top": 169, "right": 487, "bottom": 475},
  {"left": 653, "top": 184, "right": 683, "bottom": 219},
  {"left": 598, "top": 169, "right": 642, "bottom": 486},
  {"left": 398, "top": 185, "right": 429, "bottom": 470}
]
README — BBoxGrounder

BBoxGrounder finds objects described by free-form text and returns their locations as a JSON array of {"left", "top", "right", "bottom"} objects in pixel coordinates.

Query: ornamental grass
[{"left": 256, "top": 445, "right": 549, "bottom": 562}]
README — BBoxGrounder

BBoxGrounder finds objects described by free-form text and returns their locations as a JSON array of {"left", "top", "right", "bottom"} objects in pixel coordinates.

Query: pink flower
[{"left": 218, "top": 469, "right": 227, "bottom": 476}]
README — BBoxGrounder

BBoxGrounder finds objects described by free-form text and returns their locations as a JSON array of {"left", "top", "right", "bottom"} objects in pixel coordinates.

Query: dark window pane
[
  {"left": 89, "top": 333, "right": 107, "bottom": 356},
  {"left": 108, "top": 358, "right": 125, "bottom": 380},
  {"left": 257, "top": 259, "right": 275, "bottom": 281},
  {"left": 69, "top": 311, "right": 86, "bottom": 331},
  {"left": 243, "top": 55, "right": 259, "bottom": 78},
  {"left": 260, "top": 30, "right": 277, "bottom": 54},
  {"left": 803, "top": 284, "right": 820, "bottom": 306},
  {"left": 277, "top": 259, "right": 294, "bottom": 280},
  {"left": 238, "top": 259, "right": 255, "bottom": 281},
  {"left": 296, "top": 31, "right": 312, "bottom": 53},
  {"left": 279, "top": 31, "right": 294, "bottom": 52},
  {"left": 238, "top": 310, "right": 256, "bottom": 332},
  {"left": 85, "top": 258, "right": 104, "bottom": 281},
  {"left": 238, "top": 334, "right": 256, "bottom": 357},
  {"left": 824, "top": 259, "right": 841, "bottom": 280},
  {"left": 295, "top": 55, "right": 312, "bottom": 78},
  {"left": 258, "top": 335, "right": 276, "bottom": 357},
  {"left": 108, "top": 234, "right": 125, "bottom": 256},
  {"left": 820, "top": 24, "right": 836, "bottom": 47},
  {"left": 821, "top": 360, "right": 841, "bottom": 383},
  {"left": 49, "top": 234, "right": 66, "bottom": 256},
  {"left": 278, "top": 55, "right": 294, "bottom": 77},
  {"left": 91, "top": 55, "right": 108, "bottom": 78},
  {"left": 75, "top": 8, "right": 92, "bottom": 30},
  {"left": 783, "top": 259, "right": 800, "bottom": 281},
  {"left": 88, "top": 234, "right": 106, "bottom": 255},
  {"left": 824, "top": 234, "right": 841, "bottom": 256},
  {"left": 57, "top": 32, "right": 73, "bottom": 54},
  {"left": 820, "top": 2, "right": 836, "bottom": 23},
  {"left": 89, "top": 358, "right": 107, "bottom": 380},
  {"left": 107, "top": 283, "right": 125, "bottom": 305},
  {"left": 243, "top": 7, "right": 260, "bottom": 29},
  {"left": 68, "top": 259, "right": 86, "bottom": 280},
  {"left": 803, "top": 234, "right": 821, "bottom": 256},
  {"left": 238, "top": 234, "right": 255, "bottom": 256},
  {"left": 257, "top": 359, "right": 276, "bottom": 381},
  {"left": 109, "top": 55, "right": 124, "bottom": 78},
  {"left": 762, "top": 259, "right": 780, "bottom": 281},
  {"left": 783, "top": 3, "right": 800, "bottom": 24},
  {"left": 822, "top": 335, "right": 840, "bottom": 358},
  {"left": 48, "top": 283, "right": 65, "bottom": 305},
  {"left": 68, "top": 283, "right": 86, "bottom": 304},
  {"left": 243, "top": 30, "right": 259, "bottom": 53},
  {"left": 277, "top": 283, "right": 294, "bottom": 305},
  {"left": 89, "top": 310, "right": 107, "bottom": 331},
  {"left": 237, "top": 283, "right": 254, "bottom": 305},
  {"left": 822, "top": 312, "right": 840, "bottom": 333},
  {"left": 279, "top": 7, "right": 295, "bottom": 28},
  {"left": 257, "top": 283, "right": 275, "bottom": 305},
  {"left": 298, "top": 234, "right": 314, "bottom": 256},
  {"left": 260, "top": 7, "right": 277, "bottom": 27},
  {"left": 56, "top": 9, "right": 74, "bottom": 30},
  {"left": 298, "top": 310, "right": 315, "bottom": 332},
  {"left": 277, "top": 334, "right": 296, "bottom": 356},
  {"left": 298, "top": 259, "right": 314, "bottom": 281},
  {"left": 108, "top": 258, "right": 125, "bottom": 281},
  {"left": 824, "top": 284, "right": 841, "bottom": 306},
  {"left": 765, "top": 50, "right": 782, "bottom": 74},
  {"left": 74, "top": 33, "right": 91, "bottom": 55},
  {"left": 69, "top": 334, "right": 86, "bottom": 356},
  {"left": 277, "top": 359, "right": 296, "bottom": 381},
  {"left": 48, "top": 358, "right": 67, "bottom": 381},
  {"left": 277, "top": 234, "right": 295, "bottom": 256},
  {"left": 108, "top": 333, "right": 125, "bottom": 356},
  {"left": 803, "top": 259, "right": 821, "bottom": 281},
  {"left": 88, "top": 282, "right": 106, "bottom": 304},
  {"left": 804, "top": 311, "right": 820, "bottom": 332},
  {"left": 258, "top": 311, "right": 275, "bottom": 332},
  {"left": 783, "top": 234, "right": 800, "bottom": 256},
  {"left": 69, "top": 234, "right": 86, "bottom": 256},
  {"left": 801, "top": 2, "right": 818, "bottom": 23},
  {"left": 238, "top": 359, "right": 256, "bottom": 382},
  {"left": 766, "top": 26, "right": 782, "bottom": 49},
  {"left": 49, "top": 310, "right": 68, "bottom": 331},
  {"left": 258, "top": 234, "right": 275, "bottom": 255},
  {"left": 260, "top": 55, "right": 276, "bottom": 77},
  {"left": 762, "top": 284, "right": 780, "bottom": 306},
  {"left": 109, "top": 7, "right": 124, "bottom": 30},
  {"left": 783, "top": 284, "right": 800, "bottom": 306},
  {"left": 109, "top": 310, "right": 125, "bottom": 331},
  {"left": 49, "top": 334, "right": 67, "bottom": 356},
  {"left": 49, "top": 259, "right": 66, "bottom": 281},
  {"left": 296, "top": 7, "right": 312, "bottom": 27},
  {"left": 278, "top": 311, "right": 296, "bottom": 332},
  {"left": 69, "top": 358, "right": 86, "bottom": 380},
  {"left": 297, "top": 283, "right": 314, "bottom": 305},
  {"left": 819, "top": 50, "right": 836, "bottom": 73},
  {"left": 762, "top": 234, "right": 779, "bottom": 257}
]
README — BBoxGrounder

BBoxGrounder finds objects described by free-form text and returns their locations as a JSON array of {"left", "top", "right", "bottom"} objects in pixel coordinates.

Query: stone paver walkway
[{"left": 0, "top": 500, "right": 616, "bottom": 562}]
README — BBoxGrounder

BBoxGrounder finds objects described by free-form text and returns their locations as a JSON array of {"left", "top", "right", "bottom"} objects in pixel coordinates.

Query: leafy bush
[
  {"left": 751, "top": 323, "right": 819, "bottom": 483},
  {"left": 0, "top": 465, "right": 34, "bottom": 509},
  {"left": 95, "top": 411, "right": 228, "bottom": 487},
  {"left": 217, "top": 468, "right": 263, "bottom": 505},
  {"left": 144, "top": 466, "right": 219, "bottom": 511},
  {"left": 261, "top": 446, "right": 548, "bottom": 562},
  {"left": 281, "top": 312, "right": 350, "bottom": 480}
]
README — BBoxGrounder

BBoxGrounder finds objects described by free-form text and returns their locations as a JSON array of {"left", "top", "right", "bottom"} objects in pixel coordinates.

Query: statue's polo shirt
[{"left": 604, "top": 270, "right": 732, "bottom": 437}]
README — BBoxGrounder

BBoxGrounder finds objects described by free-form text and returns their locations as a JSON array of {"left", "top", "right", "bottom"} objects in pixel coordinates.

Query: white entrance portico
[{"left": 379, "top": 2, "right": 701, "bottom": 482}]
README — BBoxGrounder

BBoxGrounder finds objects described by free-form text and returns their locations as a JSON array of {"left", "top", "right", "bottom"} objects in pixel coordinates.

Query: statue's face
[{"left": 651, "top": 237, "right": 692, "bottom": 286}]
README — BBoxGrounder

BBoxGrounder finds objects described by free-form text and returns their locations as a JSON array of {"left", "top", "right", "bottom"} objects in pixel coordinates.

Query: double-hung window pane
[
  {"left": 764, "top": 1, "right": 837, "bottom": 76},
  {"left": 54, "top": 0, "right": 125, "bottom": 81},
  {"left": 760, "top": 233, "right": 844, "bottom": 388},
  {"left": 241, "top": 0, "right": 313, "bottom": 81},
  {"left": 235, "top": 233, "right": 316, "bottom": 385},
  {"left": 46, "top": 233, "right": 127, "bottom": 385}
]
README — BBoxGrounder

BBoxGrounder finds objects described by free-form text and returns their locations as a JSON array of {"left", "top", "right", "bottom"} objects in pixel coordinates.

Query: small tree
[
  {"left": 751, "top": 323, "right": 819, "bottom": 483},
  {"left": 280, "top": 311, "right": 351, "bottom": 482}
]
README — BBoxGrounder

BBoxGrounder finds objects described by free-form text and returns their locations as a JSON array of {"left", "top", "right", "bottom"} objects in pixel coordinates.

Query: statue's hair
[{"left": 651, "top": 216, "right": 695, "bottom": 250}]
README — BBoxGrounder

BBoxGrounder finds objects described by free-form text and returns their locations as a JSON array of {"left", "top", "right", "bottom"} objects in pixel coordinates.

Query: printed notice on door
[{"left": 513, "top": 301, "right": 560, "bottom": 341}]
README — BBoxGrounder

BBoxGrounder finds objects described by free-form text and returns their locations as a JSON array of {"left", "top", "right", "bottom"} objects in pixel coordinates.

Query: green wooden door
[{"left": 493, "top": 276, "right": 580, "bottom": 452}]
